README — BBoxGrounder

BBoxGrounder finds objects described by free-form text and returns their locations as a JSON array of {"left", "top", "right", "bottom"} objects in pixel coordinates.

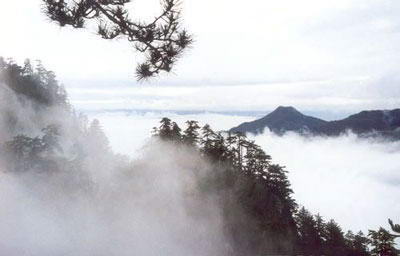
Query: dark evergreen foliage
[
  {"left": 368, "top": 227, "right": 398, "bottom": 256},
  {"left": 295, "top": 207, "right": 324, "bottom": 255},
  {"left": 345, "top": 231, "right": 370, "bottom": 256},
  {"left": 0, "top": 57, "right": 68, "bottom": 107},
  {"left": 182, "top": 120, "right": 200, "bottom": 146},
  {"left": 389, "top": 219, "right": 400, "bottom": 239},
  {"left": 3, "top": 125, "right": 63, "bottom": 173},
  {"left": 152, "top": 118, "right": 392, "bottom": 256}
]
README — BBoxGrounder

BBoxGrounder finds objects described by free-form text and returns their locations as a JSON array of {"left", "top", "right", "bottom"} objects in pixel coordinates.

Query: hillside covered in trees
[{"left": 0, "top": 58, "right": 398, "bottom": 255}]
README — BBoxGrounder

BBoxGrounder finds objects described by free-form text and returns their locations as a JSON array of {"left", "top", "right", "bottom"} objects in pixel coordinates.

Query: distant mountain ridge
[{"left": 230, "top": 106, "right": 400, "bottom": 139}]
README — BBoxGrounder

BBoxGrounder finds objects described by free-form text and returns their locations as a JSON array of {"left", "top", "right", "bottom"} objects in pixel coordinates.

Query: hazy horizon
[{"left": 1, "top": 0, "right": 399, "bottom": 118}]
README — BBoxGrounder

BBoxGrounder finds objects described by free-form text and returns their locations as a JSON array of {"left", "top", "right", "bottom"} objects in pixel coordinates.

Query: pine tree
[
  {"left": 315, "top": 213, "right": 327, "bottom": 241},
  {"left": 233, "top": 132, "right": 247, "bottom": 170},
  {"left": 200, "top": 124, "right": 227, "bottom": 162},
  {"left": 296, "top": 207, "right": 323, "bottom": 255},
  {"left": 200, "top": 124, "right": 215, "bottom": 152},
  {"left": 41, "top": 124, "right": 62, "bottom": 155},
  {"left": 369, "top": 227, "right": 398, "bottom": 256},
  {"left": 0, "top": 57, "right": 69, "bottom": 107},
  {"left": 158, "top": 117, "right": 173, "bottom": 140},
  {"left": 389, "top": 219, "right": 400, "bottom": 238},
  {"left": 171, "top": 122, "right": 182, "bottom": 142},
  {"left": 182, "top": 120, "right": 200, "bottom": 146},
  {"left": 324, "top": 219, "right": 347, "bottom": 256},
  {"left": 345, "top": 231, "right": 370, "bottom": 256}
]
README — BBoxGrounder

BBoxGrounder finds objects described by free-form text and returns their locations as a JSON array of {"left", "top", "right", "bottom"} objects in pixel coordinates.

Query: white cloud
[
  {"left": 251, "top": 131, "right": 400, "bottom": 232},
  {"left": 90, "top": 111, "right": 400, "bottom": 233}
]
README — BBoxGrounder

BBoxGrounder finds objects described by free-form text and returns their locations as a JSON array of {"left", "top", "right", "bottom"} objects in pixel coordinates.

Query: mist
[
  {"left": 0, "top": 77, "right": 231, "bottom": 255},
  {"left": 0, "top": 140, "right": 229, "bottom": 256},
  {"left": 250, "top": 131, "right": 400, "bottom": 233},
  {"left": 1, "top": 57, "right": 399, "bottom": 254},
  {"left": 91, "top": 111, "right": 400, "bottom": 234}
]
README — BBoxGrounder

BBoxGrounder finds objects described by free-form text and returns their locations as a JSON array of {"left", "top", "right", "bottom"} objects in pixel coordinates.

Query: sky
[{"left": 1, "top": 0, "right": 400, "bottom": 116}]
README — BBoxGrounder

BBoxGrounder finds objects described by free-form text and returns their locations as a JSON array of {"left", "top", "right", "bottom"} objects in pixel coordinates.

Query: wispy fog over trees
[
  {"left": 151, "top": 117, "right": 398, "bottom": 256},
  {"left": 0, "top": 58, "right": 398, "bottom": 255},
  {"left": 0, "top": 57, "right": 68, "bottom": 107}
]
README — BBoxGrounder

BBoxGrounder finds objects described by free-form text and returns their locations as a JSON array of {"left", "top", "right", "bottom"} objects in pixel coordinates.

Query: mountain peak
[
  {"left": 276, "top": 106, "right": 297, "bottom": 111},
  {"left": 230, "top": 106, "right": 326, "bottom": 135},
  {"left": 230, "top": 107, "right": 400, "bottom": 138},
  {"left": 273, "top": 106, "right": 301, "bottom": 115}
]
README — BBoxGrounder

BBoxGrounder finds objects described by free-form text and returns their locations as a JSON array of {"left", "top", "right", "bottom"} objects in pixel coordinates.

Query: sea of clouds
[{"left": 89, "top": 110, "right": 400, "bottom": 233}]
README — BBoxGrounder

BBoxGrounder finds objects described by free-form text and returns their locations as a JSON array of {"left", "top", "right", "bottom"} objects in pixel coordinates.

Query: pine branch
[{"left": 42, "top": 0, "right": 193, "bottom": 80}]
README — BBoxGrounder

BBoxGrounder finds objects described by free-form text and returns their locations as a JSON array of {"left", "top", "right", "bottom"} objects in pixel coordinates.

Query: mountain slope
[
  {"left": 317, "top": 109, "right": 400, "bottom": 136},
  {"left": 230, "top": 107, "right": 400, "bottom": 138},
  {"left": 230, "top": 106, "right": 327, "bottom": 135}
]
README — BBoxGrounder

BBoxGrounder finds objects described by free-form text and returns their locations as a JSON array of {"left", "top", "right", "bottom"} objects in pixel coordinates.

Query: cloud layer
[{"left": 91, "top": 111, "right": 400, "bottom": 233}]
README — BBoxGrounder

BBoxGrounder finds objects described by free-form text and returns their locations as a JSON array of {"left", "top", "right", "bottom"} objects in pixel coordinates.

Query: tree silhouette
[
  {"left": 4, "top": 125, "right": 64, "bottom": 173},
  {"left": 368, "top": 227, "right": 398, "bottom": 256},
  {"left": 323, "top": 219, "right": 347, "bottom": 255},
  {"left": 156, "top": 117, "right": 173, "bottom": 140},
  {"left": 345, "top": 231, "right": 370, "bottom": 256},
  {"left": 0, "top": 57, "right": 68, "bottom": 107},
  {"left": 295, "top": 207, "right": 323, "bottom": 255},
  {"left": 42, "top": 0, "right": 193, "bottom": 80},
  {"left": 182, "top": 120, "right": 200, "bottom": 146},
  {"left": 389, "top": 219, "right": 400, "bottom": 238}
]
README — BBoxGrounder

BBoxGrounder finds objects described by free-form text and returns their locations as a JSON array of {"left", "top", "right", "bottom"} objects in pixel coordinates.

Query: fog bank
[
  {"left": 92, "top": 111, "right": 400, "bottom": 233},
  {"left": 252, "top": 131, "right": 400, "bottom": 232},
  {"left": 0, "top": 140, "right": 230, "bottom": 256}
]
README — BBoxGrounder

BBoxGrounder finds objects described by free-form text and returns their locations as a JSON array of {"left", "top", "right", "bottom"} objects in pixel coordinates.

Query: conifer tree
[
  {"left": 158, "top": 117, "right": 173, "bottom": 140},
  {"left": 41, "top": 124, "right": 62, "bottom": 155},
  {"left": 315, "top": 213, "right": 327, "bottom": 241},
  {"left": 200, "top": 124, "right": 215, "bottom": 152},
  {"left": 0, "top": 58, "right": 69, "bottom": 107},
  {"left": 225, "top": 132, "right": 238, "bottom": 161},
  {"left": 324, "top": 219, "right": 347, "bottom": 256},
  {"left": 389, "top": 219, "right": 400, "bottom": 239},
  {"left": 182, "top": 120, "right": 200, "bottom": 146},
  {"left": 170, "top": 122, "right": 182, "bottom": 142},
  {"left": 296, "top": 207, "right": 323, "bottom": 255},
  {"left": 345, "top": 231, "right": 370, "bottom": 256},
  {"left": 369, "top": 227, "right": 397, "bottom": 256}
]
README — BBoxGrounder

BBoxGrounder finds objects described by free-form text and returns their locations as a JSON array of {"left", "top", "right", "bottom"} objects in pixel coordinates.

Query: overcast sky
[{"left": 1, "top": 0, "right": 399, "bottom": 115}]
